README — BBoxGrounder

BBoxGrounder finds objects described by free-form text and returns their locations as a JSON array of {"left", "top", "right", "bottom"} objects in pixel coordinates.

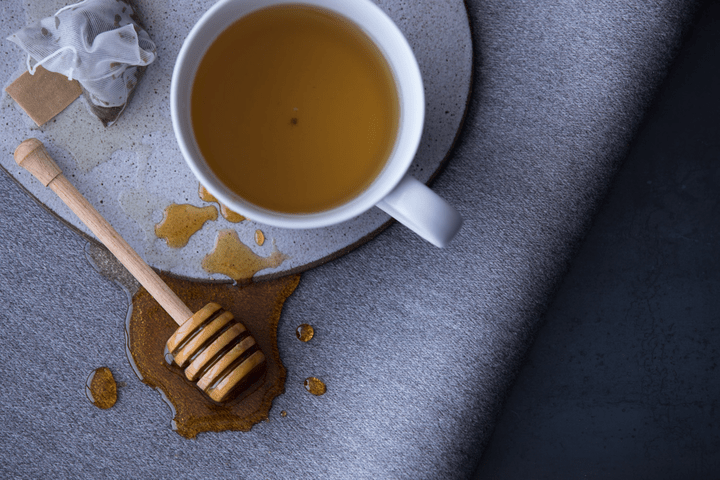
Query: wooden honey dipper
[{"left": 14, "top": 138, "right": 266, "bottom": 403}]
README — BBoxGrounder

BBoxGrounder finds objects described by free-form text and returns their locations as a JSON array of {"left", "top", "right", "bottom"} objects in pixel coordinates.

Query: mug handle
[{"left": 376, "top": 175, "right": 462, "bottom": 247}]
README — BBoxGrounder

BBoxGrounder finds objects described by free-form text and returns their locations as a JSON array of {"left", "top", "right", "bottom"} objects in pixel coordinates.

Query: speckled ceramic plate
[{"left": 0, "top": 0, "right": 472, "bottom": 281}]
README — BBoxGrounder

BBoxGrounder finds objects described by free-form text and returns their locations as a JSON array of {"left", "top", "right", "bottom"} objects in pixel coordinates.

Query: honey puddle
[
  {"left": 126, "top": 272, "right": 301, "bottom": 438},
  {"left": 296, "top": 324, "right": 314, "bottom": 342},
  {"left": 304, "top": 377, "right": 327, "bottom": 396},
  {"left": 203, "top": 229, "right": 288, "bottom": 283},
  {"left": 154, "top": 204, "right": 217, "bottom": 248},
  {"left": 198, "top": 184, "right": 245, "bottom": 223},
  {"left": 86, "top": 367, "right": 118, "bottom": 409}
]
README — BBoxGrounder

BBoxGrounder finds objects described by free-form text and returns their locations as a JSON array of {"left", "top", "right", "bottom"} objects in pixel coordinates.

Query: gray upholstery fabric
[{"left": 0, "top": 1, "right": 699, "bottom": 478}]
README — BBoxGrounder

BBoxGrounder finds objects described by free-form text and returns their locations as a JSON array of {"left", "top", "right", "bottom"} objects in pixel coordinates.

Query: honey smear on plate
[
  {"left": 203, "top": 229, "right": 287, "bottom": 283},
  {"left": 198, "top": 184, "right": 245, "bottom": 223},
  {"left": 154, "top": 204, "right": 217, "bottom": 248}
]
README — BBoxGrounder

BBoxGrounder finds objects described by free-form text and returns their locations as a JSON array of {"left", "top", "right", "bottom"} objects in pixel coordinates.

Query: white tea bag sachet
[{"left": 8, "top": 0, "right": 157, "bottom": 126}]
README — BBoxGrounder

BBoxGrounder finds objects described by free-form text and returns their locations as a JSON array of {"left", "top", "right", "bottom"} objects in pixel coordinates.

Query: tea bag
[{"left": 7, "top": 0, "right": 157, "bottom": 126}]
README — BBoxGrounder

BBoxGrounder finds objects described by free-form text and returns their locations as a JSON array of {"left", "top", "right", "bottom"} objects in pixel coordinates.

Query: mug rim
[{"left": 171, "top": 0, "right": 425, "bottom": 229}]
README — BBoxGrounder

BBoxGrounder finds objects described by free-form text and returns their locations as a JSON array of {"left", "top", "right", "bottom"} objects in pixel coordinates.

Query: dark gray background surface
[
  {"left": 0, "top": 1, "right": 706, "bottom": 479},
  {"left": 475, "top": 2, "right": 720, "bottom": 477}
]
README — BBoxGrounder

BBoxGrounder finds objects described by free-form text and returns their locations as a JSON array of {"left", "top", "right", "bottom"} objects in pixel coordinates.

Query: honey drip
[
  {"left": 203, "top": 229, "right": 288, "bottom": 283},
  {"left": 154, "top": 204, "right": 217, "bottom": 248},
  {"left": 126, "top": 272, "right": 301, "bottom": 438},
  {"left": 296, "top": 324, "right": 314, "bottom": 342},
  {"left": 280, "top": 410, "right": 287, "bottom": 417},
  {"left": 85, "top": 367, "right": 118, "bottom": 409},
  {"left": 220, "top": 205, "right": 245, "bottom": 223},
  {"left": 198, "top": 184, "right": 245, "bottom": 223},
  {"left": 255, "top": 229, "right": 265, "bottom": 246},
  {"left": 304, "top": 377, "right": 326, "bottom": 396}
]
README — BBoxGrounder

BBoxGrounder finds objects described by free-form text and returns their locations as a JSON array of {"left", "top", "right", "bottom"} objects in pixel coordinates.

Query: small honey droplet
[
  {"left": 296, "top": 324, "right": 314, "bottom": 342},
  {"left": 304, "top": 377, "right": 326, "bottom": 396},
  {"left": 280, "top": 410, "right": 287, "bottom": 417},
  {"left": 85, "top": 367, "right": 118, "bottom": 409},
  {"left": 255, "top": 229, "right": 265, "bottom": 246}
]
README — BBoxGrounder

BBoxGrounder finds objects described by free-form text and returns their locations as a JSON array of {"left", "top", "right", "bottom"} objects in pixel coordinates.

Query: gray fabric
[{"left": 0, "top": 1, "right": 699, "bottom": 479}]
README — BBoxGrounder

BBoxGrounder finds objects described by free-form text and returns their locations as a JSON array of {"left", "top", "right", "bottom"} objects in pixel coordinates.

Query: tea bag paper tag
[{"left": 5, "top": 65, "right": 82, "bottom": 126}]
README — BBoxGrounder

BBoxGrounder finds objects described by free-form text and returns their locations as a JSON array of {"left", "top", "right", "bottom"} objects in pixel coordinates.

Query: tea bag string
[
  {"left": 27, "top": 46, "right": 78, "bottom": 80},
  {"left": 25, "top": 30, "right": 140, "bottom": 83}
]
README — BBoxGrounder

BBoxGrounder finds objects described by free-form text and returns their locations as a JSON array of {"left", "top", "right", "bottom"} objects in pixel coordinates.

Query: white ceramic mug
[{"left": 171, "top": 0, "right": 462, "bottom": 247}]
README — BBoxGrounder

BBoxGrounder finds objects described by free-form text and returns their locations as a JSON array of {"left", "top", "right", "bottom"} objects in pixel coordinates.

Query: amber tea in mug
[{"left": 191, "top": 5, "right": 400, "bottom": 214}]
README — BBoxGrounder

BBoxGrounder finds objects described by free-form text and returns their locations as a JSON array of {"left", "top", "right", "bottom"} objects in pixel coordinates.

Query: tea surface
[{"left": 192, "top": 5, "right": 399, "bottom": 213}]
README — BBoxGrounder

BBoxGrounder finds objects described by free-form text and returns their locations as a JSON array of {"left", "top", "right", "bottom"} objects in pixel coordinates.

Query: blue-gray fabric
[{"left": 0, "top": 1, "right": 699, "bottom": 478}]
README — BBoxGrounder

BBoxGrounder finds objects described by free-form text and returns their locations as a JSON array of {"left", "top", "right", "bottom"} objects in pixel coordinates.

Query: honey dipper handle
[{"left": 14, "top": 138, "right": 192, "bottom": 326}]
